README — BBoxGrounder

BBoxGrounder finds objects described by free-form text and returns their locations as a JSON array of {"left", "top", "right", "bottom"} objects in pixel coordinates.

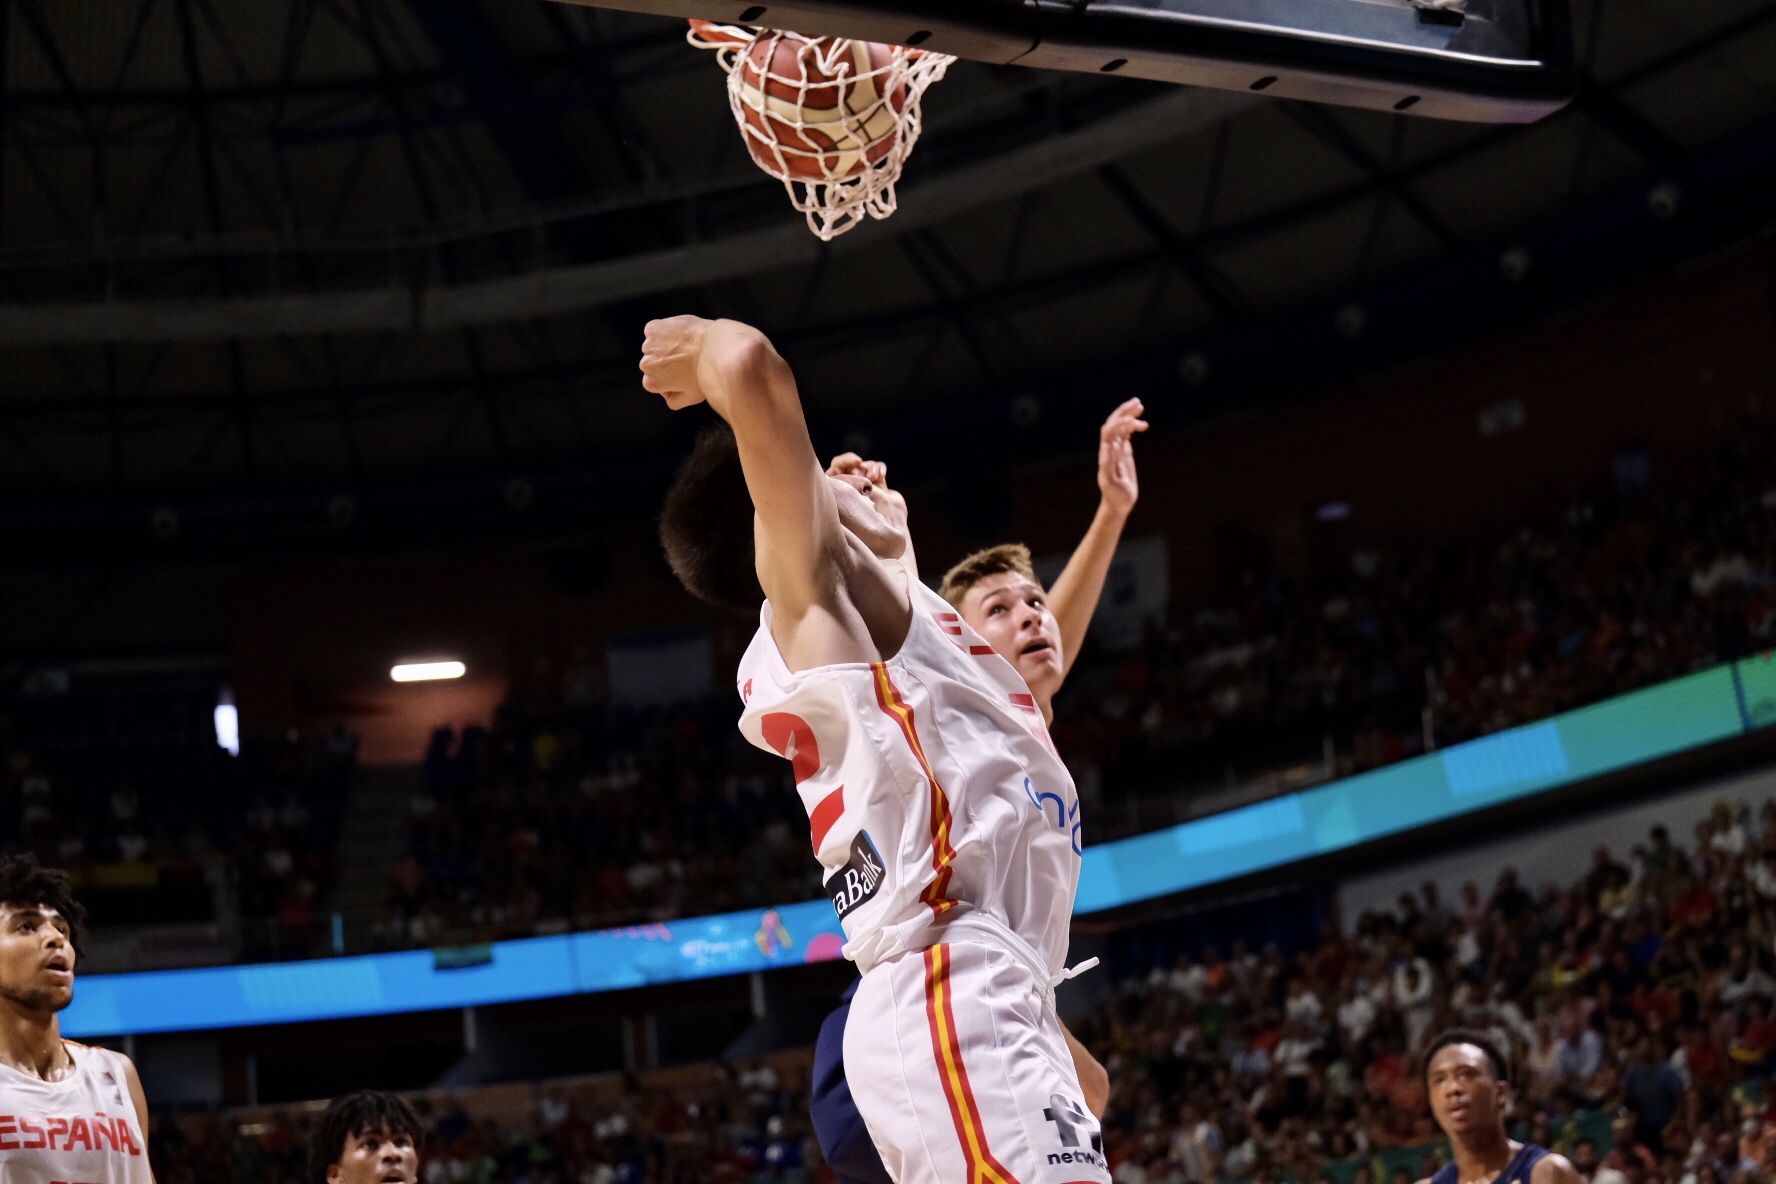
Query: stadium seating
[
  {"left": 157, "top": 791, "right": 1776, "bottom": 1183},
  {"left": 0, "top": 712, "right": 356, "bottom": 967}
]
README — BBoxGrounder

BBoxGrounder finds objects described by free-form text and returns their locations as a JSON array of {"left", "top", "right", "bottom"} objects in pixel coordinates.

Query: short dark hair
[
  {"left": 1421, "top": 1028, "right": 1510, "bottom": 1087},
  {"left": 0, "top": 854, "right": 86, "bottom": 955},
  {"left": 309, "top": 1091, "right": 424, "bottom": 1184},
  {"left": 659, "top": 424, "right": 763, "bottom": 616}
]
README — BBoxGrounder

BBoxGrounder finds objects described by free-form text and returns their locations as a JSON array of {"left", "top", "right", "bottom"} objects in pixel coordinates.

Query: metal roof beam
[
  {"left": 1095, "top": 163, "right": 1247, "bottom": 324},
  {"left": 538, "top": 1, "right": 662, "bottom": 185},
  {"left": 1572, "top": 74, "right": 1690, "bottom": 175},
  {"left": 1280, "top": 102, "right": 1463, "bottom": 254},
  {"left": 1609, "top": 0, "right": 1776, "bottom": 90},
  {"left": 15, "top": 0, "right": 107, "bottom": 216},
  {"left": 0, "top": 88, "right": 1251, "bottom": 343},
  {"left": 897, "top": 233, "right": 1006, "bottom": 387},
  {"left": 353, "top": 0, "right": 442, "bottom": 222},
  {"left": 405, "top": 1, "right": 587, "bottom": 208},
  {"left": 0, "top": 29, "right": 698, "bottom": 110}
]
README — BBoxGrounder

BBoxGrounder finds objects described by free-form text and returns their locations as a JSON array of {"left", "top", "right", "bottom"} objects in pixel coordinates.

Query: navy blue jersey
[
  {"left": 1432, "top": 1143, "right": 1551, "bottom": 1184},
  {"left": 810, "top": 981, "right": 893, "bottom": 1184}
]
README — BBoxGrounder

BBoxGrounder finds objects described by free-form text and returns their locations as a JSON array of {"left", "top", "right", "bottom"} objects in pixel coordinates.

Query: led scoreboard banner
[
  {"left": 63, "top": 652, "right": 1773, "bottom": 1038},
  {"left": 552, "top": 0, "right": 1575, "bottom": 124}
]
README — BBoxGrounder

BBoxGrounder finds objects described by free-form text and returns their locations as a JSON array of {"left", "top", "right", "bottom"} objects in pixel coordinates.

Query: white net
[{"left": 687, "top": 21, "right": 954, "bottom": 241}]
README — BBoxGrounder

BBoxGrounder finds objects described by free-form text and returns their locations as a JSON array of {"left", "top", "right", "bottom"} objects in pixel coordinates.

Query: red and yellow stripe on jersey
[{"left": 871, "top": 662, "right": 959, "bottom": 918}]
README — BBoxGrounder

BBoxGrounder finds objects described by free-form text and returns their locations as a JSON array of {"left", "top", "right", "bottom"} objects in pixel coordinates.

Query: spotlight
[{"left": 390, "top": 661, "right": 466, "bottom": 683}]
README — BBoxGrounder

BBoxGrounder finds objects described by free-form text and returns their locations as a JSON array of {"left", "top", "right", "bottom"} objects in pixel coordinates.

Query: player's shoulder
[
  {"left": 68, "top": 1040, "right": 140, "bottom": 1074},
  {"left": 65, "top": 1037, "right": 106, "bottom": 1065},
  {"left": 1528, "top": 1149, "right": 1582, "bottom": 1184}
]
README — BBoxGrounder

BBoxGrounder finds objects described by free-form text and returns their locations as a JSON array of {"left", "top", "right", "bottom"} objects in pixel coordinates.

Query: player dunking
[
  {"left": 811, "top": 398, "right": 1146, "bottom": 1183},
  {"left": 645, "top": 314, "right": 1114, "bottom": 1183},
  {"left": 0, "top": 853, "right": 154, "bottom": 1184},
  {"left": 1419, "top": 1030, "right": 1583, "bottom": 1184}
]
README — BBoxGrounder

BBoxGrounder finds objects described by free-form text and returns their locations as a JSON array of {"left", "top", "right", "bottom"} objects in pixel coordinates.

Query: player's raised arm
[
  {"left": 1046, "top": 398, "right": 1149, "bottom": 678},
  {"left": 646, "top": 317, "right": 912, "bottom": 669},
  {"left": 643, "top": 316, "right": 841, "bottom": 616}
]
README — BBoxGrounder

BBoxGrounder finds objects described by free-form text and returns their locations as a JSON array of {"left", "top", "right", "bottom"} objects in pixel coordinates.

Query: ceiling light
[{"left": 390, "top": 661, "right": 466, "bottom": 683}]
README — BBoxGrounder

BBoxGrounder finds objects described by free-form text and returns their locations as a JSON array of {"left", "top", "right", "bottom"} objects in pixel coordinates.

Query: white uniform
[
  {"left": 0, "top": 1042, "right": 151, "bottom": 1184},
  {"left": 737, "top": 564, "right": 1109, "bottom": 1183}
]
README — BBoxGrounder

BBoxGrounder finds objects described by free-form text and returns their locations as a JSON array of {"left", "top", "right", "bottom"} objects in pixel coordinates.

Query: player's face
[
  {"left": 828, "top": 470, "right": 910, "bottom": 560},
  {"left": 0, "top": 901, "right": 76, "bottom": 1013},
  {"left": 1426, "top": 1044, "right": 1505, "bottom": 1138},
  {"left": 328, "top": 1126, "right": 419, "bottom": 1184},
  {"left": 961, "top": 572, "right": 1064, "bottom": 697}
]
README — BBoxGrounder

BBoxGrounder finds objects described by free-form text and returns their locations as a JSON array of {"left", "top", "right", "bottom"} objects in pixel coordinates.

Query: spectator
[
  {"left": 1570, "top": 1137, "right": 1601, "bottom": 1181},
  {"left": 1392, "top": 956, "right": 1436, "bottom": 1049},
  {"left": 1284, "top": 976, "right": 1324, "bottom": 1026},
  {"left": 1728, "top": 996, "right": 1776, "bottom": 1073},
  {"left": 1621, "top": 1034, "right": 1684, "bottom": 1146},
  {"left": 1337, "top": 980, "right": 1378, "bottom": 1047},
  {"left": 1715, "top": 942, "right": 1775, "bottom": 1006}
]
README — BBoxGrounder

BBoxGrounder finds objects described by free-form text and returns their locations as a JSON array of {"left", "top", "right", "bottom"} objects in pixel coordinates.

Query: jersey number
[{"left": 761, "top": 712, "right": 846, "bottom": 853}]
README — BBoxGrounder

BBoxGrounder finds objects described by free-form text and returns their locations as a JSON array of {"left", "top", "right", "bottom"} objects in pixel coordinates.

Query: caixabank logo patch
[
  {"left": 1040, "top": 1093, "right": 1107, "bottom": 1173},
  {"left": 824, "top": 831, "right": 887, "bottom": 920}
]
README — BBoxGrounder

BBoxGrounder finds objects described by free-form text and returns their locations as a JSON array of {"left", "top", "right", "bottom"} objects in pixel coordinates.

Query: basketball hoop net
[{"left": 688, "top": 20, "right": 954, "bottom": 241}]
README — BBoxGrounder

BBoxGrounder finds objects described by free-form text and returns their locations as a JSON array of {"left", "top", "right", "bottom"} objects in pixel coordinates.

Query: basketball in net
[{"left": 688, "top": 20, "right": 953, "bottom": 241}]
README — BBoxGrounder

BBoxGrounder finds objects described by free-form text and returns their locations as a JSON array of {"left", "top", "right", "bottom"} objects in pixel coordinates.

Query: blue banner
[{"left": 64, "top": 901, "right": 847, "bottom": 1037}]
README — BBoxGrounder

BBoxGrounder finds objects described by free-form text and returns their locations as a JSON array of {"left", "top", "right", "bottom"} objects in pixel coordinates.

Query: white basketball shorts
[{"left": 843, "top": 940, "right": 1111, "bottom": 1184}]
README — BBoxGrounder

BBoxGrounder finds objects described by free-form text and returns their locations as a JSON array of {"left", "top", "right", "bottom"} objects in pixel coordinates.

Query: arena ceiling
[{"left": 0, "top": 0, "right": 1773, "bottom": 557}]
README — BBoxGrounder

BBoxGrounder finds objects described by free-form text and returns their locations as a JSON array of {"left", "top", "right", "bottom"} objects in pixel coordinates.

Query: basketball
[
  {"left": 684, "top": 18, "right": 951, "bottom": 238},
  {"left": 732, "top": 32, "right": 911, "bottom": 181}
]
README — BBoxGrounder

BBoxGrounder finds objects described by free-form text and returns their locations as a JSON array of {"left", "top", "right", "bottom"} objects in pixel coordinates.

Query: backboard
[{"left": 555, "top": 0, "right": 1573, "bottom": 123}]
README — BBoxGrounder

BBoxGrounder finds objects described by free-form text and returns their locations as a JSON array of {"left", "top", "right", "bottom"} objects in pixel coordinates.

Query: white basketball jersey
[
  {"left": 0, "top": 1042, "right": 152, "bottom": 1184},
  {"left": 736, "top": 564, "right": 1083, "bottom": 975}
]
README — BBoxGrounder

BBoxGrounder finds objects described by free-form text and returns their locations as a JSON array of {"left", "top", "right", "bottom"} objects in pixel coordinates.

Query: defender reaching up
[
  {"left": 644, "top": 315, "right": 1112, "bottom": 1183},
  {"left": 811, "top": 397, "right": 1146, "bottom": 1184}
]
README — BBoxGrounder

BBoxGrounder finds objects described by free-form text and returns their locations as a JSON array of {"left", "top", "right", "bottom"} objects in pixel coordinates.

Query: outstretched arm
[
  {"left": 1046, "top": 398, "right": 1149, "bottom": 680},
  {"left": 642, "top": 317, "right": 844, "bottom": 620}
]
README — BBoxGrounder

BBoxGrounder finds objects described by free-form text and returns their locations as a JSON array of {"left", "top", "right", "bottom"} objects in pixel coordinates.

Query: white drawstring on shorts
[{"left": 1050, "top": 957, "right": 1100, "bottom": 988}]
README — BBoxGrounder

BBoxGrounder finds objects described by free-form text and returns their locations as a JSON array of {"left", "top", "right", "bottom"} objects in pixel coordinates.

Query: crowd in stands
[
  {"left": 1056, "top": 425, "right": 1776, "bottom": 813},
  {"left": 375, "top": 707, "right": 816, "bottom": 948},
  {"left": 0, "top": 703, "right": 357, "bottom": 965},
  {"left": 1081, "top": 795, "right": 1776, "bottom": 1184},
  {"left": 167, "top": 791, "right": 1776, "bottom": 1183},
  {"left": 155, "top": 1058, "right": 819, "bottom": 1184},
  {"left": 382, "top": 428, "right": 1776, "bottom": 948}
]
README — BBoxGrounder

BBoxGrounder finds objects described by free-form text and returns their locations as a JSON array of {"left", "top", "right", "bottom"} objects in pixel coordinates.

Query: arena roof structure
[{"left": 0, "top": 0, "right": 1772, "bottom": 557}]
